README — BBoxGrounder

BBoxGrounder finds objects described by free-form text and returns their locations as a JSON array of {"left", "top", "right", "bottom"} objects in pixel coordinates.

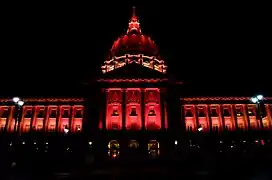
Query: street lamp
[
  {"left": 250, "top": 95, "right": 264, "bottom": 129},
  {"left": 12, "top": 97, "right": 20, "bottom": 103},
  {"left": 12, "top": 97, "right": 24, "bottom": 133},
  {"left": 64, "top": 126, "right": 69, "bottom": 135},
  {"left": 197, "top": 125, "right": 203, "bottom": 132}
]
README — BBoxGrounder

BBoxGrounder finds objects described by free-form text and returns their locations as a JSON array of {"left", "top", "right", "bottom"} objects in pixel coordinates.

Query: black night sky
[{"left": 1, "top": 2, "right": 271, "bottom": 97}]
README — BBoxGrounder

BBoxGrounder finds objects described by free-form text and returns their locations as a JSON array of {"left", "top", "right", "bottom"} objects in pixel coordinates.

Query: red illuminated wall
[
  {"left": 184, "top": 105, "right": 197, "bottom": 131},
  {"left": 126, "top": 89, "right": 142, "bottom": 130},
  {"left": 183, "top": 101, "right": 272, "bottom": 132},
  {"left": 222, "top": 105, "right": 235, "bottom": 130},
  {"left": 197, "top": 105, "right": 209, "bottom": 132},
  {"left": 20, "top": 106, "right": 32, "bottom": 132},
  {"left": 106, "top": 89, "right": 123, "bottom": 130},
  {"left": 144, "top": 88, "right": 161, "bottom": 130},
  {"left": 210, "top": 105, "right": 223, "bottom": 131},
  {"left": 0, "top": 99, "right": 84, "bottom": 133},
  {"left": 70, "top": 106, "right": 83, "bottom": 132},
  {"left": 58, "top": 106, "right": 70, "bottom": 132},
  {"left": 164, "top": 102, "right": 168, "bottom": 129}
]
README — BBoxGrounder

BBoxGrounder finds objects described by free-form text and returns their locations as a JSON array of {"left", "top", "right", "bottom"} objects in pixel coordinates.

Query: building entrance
[
  {"left": 148, "top": 140, "right": 160, "bottom": 157},
  {"left": 108, "top": 140, "right": 120, "bottom": 158}
]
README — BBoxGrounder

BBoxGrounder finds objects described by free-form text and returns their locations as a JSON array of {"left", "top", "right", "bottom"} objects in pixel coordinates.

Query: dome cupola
[{"left": 101, "top": 7, "right": 167, "bottom": 74}]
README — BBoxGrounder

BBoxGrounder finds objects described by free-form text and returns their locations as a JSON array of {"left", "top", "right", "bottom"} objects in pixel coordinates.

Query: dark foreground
[{"left": 3, "top": 156, "right": 272, "bottom": 180}]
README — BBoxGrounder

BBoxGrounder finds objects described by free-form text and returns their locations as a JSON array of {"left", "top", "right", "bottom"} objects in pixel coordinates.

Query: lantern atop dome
[{"left": 127, "top": 6, "right": 141, "bottom": 33}]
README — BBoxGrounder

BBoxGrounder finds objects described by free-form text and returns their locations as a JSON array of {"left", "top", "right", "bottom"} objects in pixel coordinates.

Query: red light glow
[{"left": 101, "top": 7, "right": 167, "bottom": 74}]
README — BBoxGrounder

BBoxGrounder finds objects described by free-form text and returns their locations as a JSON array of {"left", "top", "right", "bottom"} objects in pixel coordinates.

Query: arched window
[{"left": 128, "top": 140, "right": 139, "bottom": 148}]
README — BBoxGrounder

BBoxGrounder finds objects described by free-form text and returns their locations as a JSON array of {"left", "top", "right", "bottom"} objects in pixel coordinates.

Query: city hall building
[{"left": 0, "top": 8, "right": 272, "bottom": 158}]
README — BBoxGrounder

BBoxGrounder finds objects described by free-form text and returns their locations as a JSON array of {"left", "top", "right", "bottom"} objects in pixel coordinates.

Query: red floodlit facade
[
  {"left": 0, "top": 98, "right": 84, "bottom": 133},
  {"left": 102, "top": 87, "right": 164, "bottom": 131},
  {"left": 0, "top": 8, "right": 272, "bottom": 151},
  {"left": 182, "top": 97, "right": 272, "bottom": 132}
]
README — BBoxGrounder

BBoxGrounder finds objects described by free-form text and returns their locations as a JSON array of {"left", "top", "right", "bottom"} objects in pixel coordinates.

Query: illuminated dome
[
  {"left": 110, "top": 33, "right": 158, "bottom": 57},
  {"left": 102, "top": 7, "right": 167, "bottom": 74}
]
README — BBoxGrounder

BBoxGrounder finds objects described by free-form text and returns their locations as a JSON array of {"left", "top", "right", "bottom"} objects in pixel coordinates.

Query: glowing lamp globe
[
  {"left": 17, "top": 100, "right": 24, "bottom": 106},
  {"left": 12, "top": 97, "right": 20, "bottom": 103},
  {"left": 257, "top": 95, "right": 263, "bottom": 101}
]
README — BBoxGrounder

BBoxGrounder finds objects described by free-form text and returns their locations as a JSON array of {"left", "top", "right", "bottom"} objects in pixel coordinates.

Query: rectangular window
[
  {"left": 148, "top": 105, "right": 156, "bottom": 116},
  {"left": 25, "top": 125, "right": 30, "bottom": 131},
  {"left": 37, "top": 125, "right": 43, "bottom": 131},
  {"left": 223, "top": 108, "right": 230, "bottom": 116},
  {"left": 187, "top": 125, "right": 192, "bottom": 132},
  {"left": 37, "top": 110, "right": 45, "bottom": 118},
  {"left": 62, "top": 109, "right": 70, "bottom": 118},
  {"left": 198, "top": 108, "right": 206, "bottom": 117},
  {"left": 74, "top": 109, "right": 82, "bottom": 118},
  {"left": 212, "top": 125, "right": 218, "bottom": 132},
  {"left": 111, "top": 106, "right": 119, "bottom": 116},
  {"left": 50, "top": 109, "right": 57, "bottom": 118},
  {"left": 75, "top": 125, "right": 81, "bottom": 132},
  {"left": 1, "top": 109, "right": 9, "bottom": 118},
  {"left": 130, "top": 106, "right": 137, "bottom": 116},
  {"left": 211, "top": 109, "right": 218, "bottom": 117},
  {"left": 225, "top": 124, "right": 230, "bottom": 130},
  {"left": 1, "top": 125, "right": 5, "bottom": 131},
  {"left": 238, "top": 123, "right": 244, "bottom": 129},
  {"left": 24, "top": 110, "right": 32, "bottom": 118},
  {"left": 185, "top": 109, "right": 193, "bottom": 117},
  {"left": 49, "top": 125, "right": 55, "bottom": 132}
]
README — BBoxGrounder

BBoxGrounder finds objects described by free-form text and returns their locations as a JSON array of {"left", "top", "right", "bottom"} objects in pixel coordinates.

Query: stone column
[
  {"left": 243, "top": 105, "right": 251, "bottom": 131},
  {"left": 122, "top": 88, "right": 126, "bottom": 130},
  {"left": 160, "top": 88, "right": 165, "bottom": 129},
  {"left": 30, "top": 106, "right": 37, "bottom": 131},
  {"left": 141, "top": 88, "right": 145, "bottom": 130},
  {"left": 5, "top": 107, "right": 13, "bottom": 132},
  {"left": 194, "top": 105, "right": 198, "bottom": 132},
  {"left": 69, "top": 106, "right": 73, "bottom": 132},
  {"left": 44, "top": 106, "right": 49, "bottom": 132},
  {"left": 207, "top": 105, "right": 212, "bottom": 132},
  {"left": 102, "top": 89, "right": 108, "bottom": 130},
  {"left": 219, "top": 105, "right": 225, "bottom": 131},
  {"left": 266, "top": 105, "right": 272, "bottom": 129},
  {"left": 231, "top": 105, "right": 238, "bottom": 130}
]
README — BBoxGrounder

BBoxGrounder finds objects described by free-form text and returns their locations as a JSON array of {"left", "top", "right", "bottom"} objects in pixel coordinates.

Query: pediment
[{"left": 100, "top": 63, "right": 168, "bottom": 79}]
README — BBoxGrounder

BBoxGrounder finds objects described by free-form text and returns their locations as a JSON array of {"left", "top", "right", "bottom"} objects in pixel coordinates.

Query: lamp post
[
  {"left": 197, "top": 125, "right": 203, "bottom": 132},
  {"left": 64, "top": 127, "right": 69, "bottom": 135},
  {"left": 12, "top": 97, "right": 24, "bottom": 134},
  {"left": 250, "top": 95, "right": 264, "bottom": 129},
  {"left": 10, "top": 97, "right": 24, "bottom": 172}
]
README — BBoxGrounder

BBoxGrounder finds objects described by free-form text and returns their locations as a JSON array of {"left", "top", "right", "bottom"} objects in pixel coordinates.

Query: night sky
[{"left": 2, "top": 2, "right": 271, "bottom": 97}]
